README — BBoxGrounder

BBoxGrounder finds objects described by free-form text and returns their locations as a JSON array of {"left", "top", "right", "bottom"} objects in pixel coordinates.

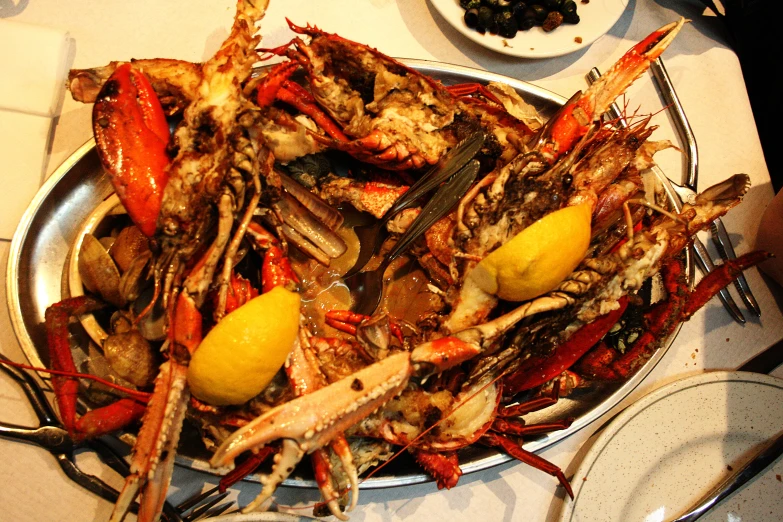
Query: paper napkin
[{"left": 0, "top": 20, "right": 71, "bottom": 240}]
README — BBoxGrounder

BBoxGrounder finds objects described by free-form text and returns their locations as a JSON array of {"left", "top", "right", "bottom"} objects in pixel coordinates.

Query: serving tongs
[
  {"left": 343, "top": 131, "right": 486, "bottom": 279},
  {"left": 649, "top": 57, "right": 760, "bottom": 321},
  {"left": 346, "top": 158, "right": 481, "bottom": 316},
  {"left": 0, "top": 354, "right": 236, "bottom": 521}
]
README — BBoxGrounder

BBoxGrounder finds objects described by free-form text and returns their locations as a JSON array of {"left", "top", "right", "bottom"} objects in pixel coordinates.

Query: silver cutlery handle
[
  {"left": 382, "top": 131, "right": 485, "bottom": 225},
  {"left": 650, "top": 58, "right": 698, "bottom": 191},
  {"left": 386, "top": 159, "right": 480, "bottom": 263}
]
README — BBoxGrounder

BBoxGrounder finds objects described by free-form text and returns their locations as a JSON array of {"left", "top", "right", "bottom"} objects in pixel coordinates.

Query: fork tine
[
  {"left": 176, "top": 485, "right": 219, "bottom": 513},
  {"left": 183, "top": 491, "right": 230, "bottom": 521},
  {"left": 189, "top": 500, "right": 234, "bottom": 521},
  {"left": 710, "top": 218, "right": 762, "bottom": 316}
]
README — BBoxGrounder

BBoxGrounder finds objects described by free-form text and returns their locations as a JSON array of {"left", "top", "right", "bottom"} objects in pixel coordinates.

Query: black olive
[
  {"left": 512, "top": 1, "right": 528, "bottom": 21},
  {"left": 497, "top": 0, "right": 513, "bottom": 7},
  {"left": 530, "top": 4, "right": 548, "bottom": 23},
  {"left": 519, "top": 16, "right": 536, "bottom": 30},
  {"left": 460, "top": 0, "right": 482, "bottom": 9},
  {"left": 562, "top": 11, "right": 580, "bottom": 24},
  {"left": 465, "top": 8, "right": 480, "bottom": 28},
  {"left": 561, "top": 0, "right": 577, "bottom": 14},
  {"left": 495, "top": 10, "right": 518, "bottom": 38},
  {"left": 544, "top": 0, "right": 563, "bottom": 9},
  {"left": 563, "top": 173, "right": 573, "bottom": 188},
  {"left": 482, "top": 0, "right": 501, "bottom": 7},
  {"left": 477, "top": 6, "right": 494, "bottom": 30}
]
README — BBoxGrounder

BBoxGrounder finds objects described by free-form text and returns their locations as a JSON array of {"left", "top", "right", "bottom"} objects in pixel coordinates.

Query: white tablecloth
[{"left": 2, "top": 1, "right": 782, "bottom": 521}]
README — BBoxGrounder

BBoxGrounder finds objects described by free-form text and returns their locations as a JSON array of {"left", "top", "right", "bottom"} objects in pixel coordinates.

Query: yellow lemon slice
[
  {"left": 470, "top": 204, "right": 591, "bottom": 302},
  {"left": 187, "top": 286, "right": 300, "bottom": 405}
]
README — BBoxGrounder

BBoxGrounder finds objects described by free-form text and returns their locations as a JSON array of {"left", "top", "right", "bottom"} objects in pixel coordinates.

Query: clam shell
[{"left": 78, "top": 232, "right": 125, "bottom": 308}]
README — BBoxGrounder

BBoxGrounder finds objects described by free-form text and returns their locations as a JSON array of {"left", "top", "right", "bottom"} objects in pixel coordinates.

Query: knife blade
[
  {"left": 672, "top": 430, "right": 783, "bottom": 522},
  {"left": 671, "top": 339, "right": 783, "bottom": 521}
]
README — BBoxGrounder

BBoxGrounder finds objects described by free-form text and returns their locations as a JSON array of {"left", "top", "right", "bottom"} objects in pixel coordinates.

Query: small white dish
[
  {"left": 430, "top": 0, "right": 628, "bottom": 59},
  {"left": 559, "top": 371, "right": 783, "bottom": 521}
]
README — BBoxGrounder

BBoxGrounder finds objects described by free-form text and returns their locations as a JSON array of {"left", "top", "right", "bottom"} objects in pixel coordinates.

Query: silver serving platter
[{"left": 6, "top": 59, "right": 684, "bottom": 489}]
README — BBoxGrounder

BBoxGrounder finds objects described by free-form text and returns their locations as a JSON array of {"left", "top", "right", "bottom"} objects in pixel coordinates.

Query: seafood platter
[{"left": 5, "top": 0, "right": 768, "bottom": 520}]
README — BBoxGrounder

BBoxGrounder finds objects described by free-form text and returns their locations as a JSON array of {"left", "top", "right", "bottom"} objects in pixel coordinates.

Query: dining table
[{"left": 2, "top": 0, "right": 782, "bottom": 521}]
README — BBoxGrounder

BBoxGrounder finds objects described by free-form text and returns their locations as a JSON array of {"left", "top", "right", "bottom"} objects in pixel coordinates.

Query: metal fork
[
  {"left": 0, "top": 354, "right": 235, "bottom": 521},
  {"left": 586, "top": 62, "right": 758, "bottom": 323},
  {"left": 649, "top": 57, "right": 760, "bottom": 319}
]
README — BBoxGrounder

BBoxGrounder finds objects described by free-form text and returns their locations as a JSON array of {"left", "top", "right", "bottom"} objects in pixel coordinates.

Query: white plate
[
  {"left": 559, "top": 371, "right": 783, "bottom": 521},
  {"left": 430, "top": 0, "right": 628, "bottom": 59}
]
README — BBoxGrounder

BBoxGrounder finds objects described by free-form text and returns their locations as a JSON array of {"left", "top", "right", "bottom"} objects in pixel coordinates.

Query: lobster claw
[{"left": 93, "top": 63, "right": 170, "bottom": 237}]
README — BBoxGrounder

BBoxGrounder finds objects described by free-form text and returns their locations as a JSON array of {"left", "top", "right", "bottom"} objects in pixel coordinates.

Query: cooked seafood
[{"left": 33, "top": 6, "right": 768, "bottom": 522}]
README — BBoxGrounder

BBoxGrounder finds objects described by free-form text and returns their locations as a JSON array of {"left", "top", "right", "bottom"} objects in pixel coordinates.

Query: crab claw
[
  {"left": 210, "top": 352, "right": 411, "bottom": 511},
  {"left": 93, "top": 63, "right": 171, "bottom": 237}
]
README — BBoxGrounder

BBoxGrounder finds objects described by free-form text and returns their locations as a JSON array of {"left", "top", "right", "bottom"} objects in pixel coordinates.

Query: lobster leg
[
  {"left": 262, "top": 244, "right": 298, "bottom": 293},
  {"left": 45, "top": 296, "right": 147, "bottom": 440},
  {"left": 325, "top": 310, "right": 404, "bottom": 344},
  {"left": 413, "top": 450, "right": 462, "bottom": 490},
  {"left": 111, "top": 360, "right": 189, "bottom": 522},
  {"left": 480, "top": 431, "right": 574, "bottom": 499},
  {"left": 447, "top": 83, "right": 503, "bottom": 106},
  {"left": 502, "top": 297, "right": 629, "bottom": 395}
]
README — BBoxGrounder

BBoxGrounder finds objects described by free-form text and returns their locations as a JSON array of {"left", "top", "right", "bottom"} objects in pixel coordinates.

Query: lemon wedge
[
  {"left": 469, "top": 204, "right": 591, "bottom": 302},
  {"left": 187, "top": 286, "right": 300, "bottom": 405}
]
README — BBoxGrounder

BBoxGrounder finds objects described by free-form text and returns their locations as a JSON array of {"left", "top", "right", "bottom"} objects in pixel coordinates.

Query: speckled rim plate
[
  {"left": 6, "top": 59, "right": 684, "bottom": 489},
  {"left": 559, "top": 371, "right": 783, "bottom": 521},
  {"left": 429, "top": 0, "right": 628, "bottom": 59}
]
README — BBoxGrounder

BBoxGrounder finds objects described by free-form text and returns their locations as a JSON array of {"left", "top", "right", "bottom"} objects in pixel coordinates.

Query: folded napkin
[{"left": 0, "top": 20, "right": 71, "bottom": 240}]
